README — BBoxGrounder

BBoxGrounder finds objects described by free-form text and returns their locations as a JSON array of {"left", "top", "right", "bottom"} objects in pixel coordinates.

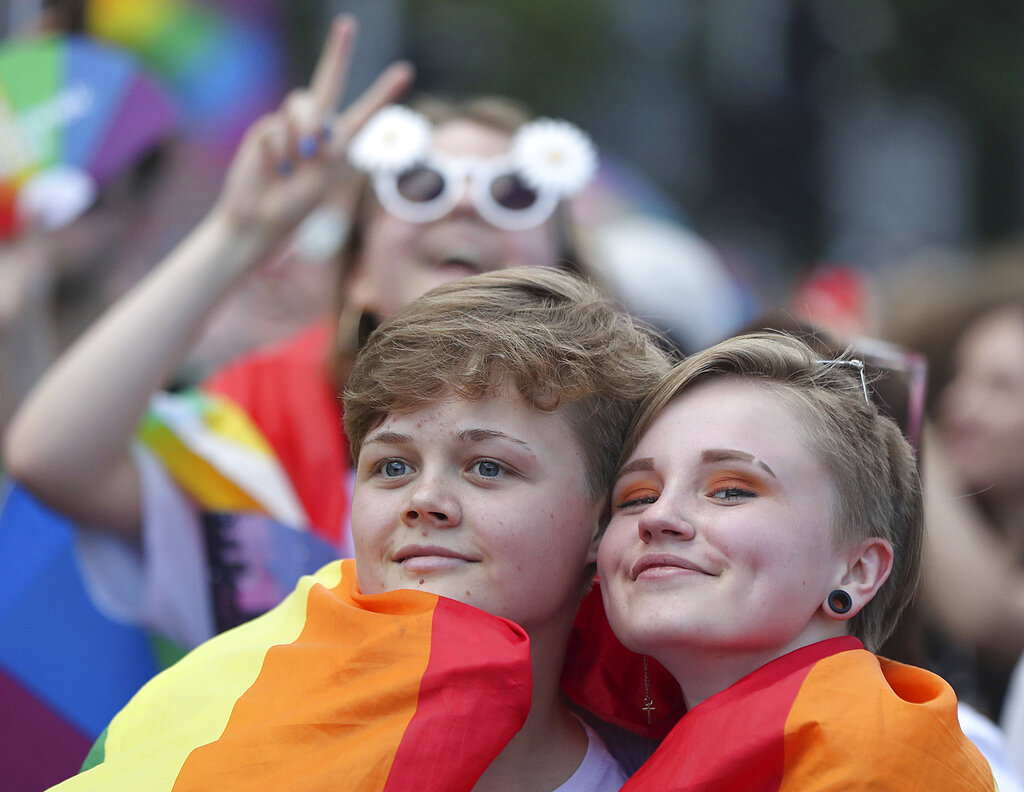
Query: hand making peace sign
[{"left": 215, "top": 15, "right": 414, "bottom": 245}]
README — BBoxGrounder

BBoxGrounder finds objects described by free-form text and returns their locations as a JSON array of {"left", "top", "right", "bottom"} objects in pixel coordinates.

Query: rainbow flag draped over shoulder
[
  {"left": 57, "top": 559, "right": 532, "bottom": 792},
  {"left": 622, "top": 637, "right": 995, "bottom": 791}
]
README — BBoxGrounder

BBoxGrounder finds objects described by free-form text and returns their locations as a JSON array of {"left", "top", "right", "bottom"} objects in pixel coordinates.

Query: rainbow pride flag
[
  {"left": 57, "top": 560, "right": 532, "bottom": 791},
  {"left": 0, "top": 482, "right": 169, "bottom": 791},
  {"left": 0, "top": 390, "right": 338, "bottom": 790},
  {"left": 0, "top": 35, "right": 176, "bottom": 237},
  {"left": 139, "top": 390, "right": 308, "bottom": 527},
  {"left": 621, "top": 637, "right": 995, "bottom": 791}
]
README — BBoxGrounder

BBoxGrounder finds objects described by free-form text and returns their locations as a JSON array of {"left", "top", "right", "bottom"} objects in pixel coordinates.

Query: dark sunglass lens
[
  {"left": 396, "top": 166, "right": 446, "bottom": 202},
  {"left": 490, "top": 174, "right": 538, "bottom": 210}
]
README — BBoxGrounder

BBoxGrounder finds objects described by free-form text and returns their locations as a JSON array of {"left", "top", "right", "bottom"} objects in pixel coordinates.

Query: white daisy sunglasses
[{"left": 349, "top": 106, "right": 597, "bottom": 231}]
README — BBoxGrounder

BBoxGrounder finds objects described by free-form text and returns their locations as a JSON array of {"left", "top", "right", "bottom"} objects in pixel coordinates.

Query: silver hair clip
[{"left": 817, "top": 358, "right": 870, "bottom": 405}]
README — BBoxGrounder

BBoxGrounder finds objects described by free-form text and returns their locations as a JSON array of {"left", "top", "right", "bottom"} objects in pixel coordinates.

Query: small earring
[
  {"left": 641, "top": 655, "right": 655, "bottom": 725},
  {"left": 828, "top": 589, "right": 853, "bottom": 614}
]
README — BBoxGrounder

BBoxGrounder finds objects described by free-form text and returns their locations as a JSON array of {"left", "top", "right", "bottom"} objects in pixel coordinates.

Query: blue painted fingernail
[
  {"left": 277, "top": 160, "right": 293, "bottom": 176},
  {"left": 298, "top": 135, "right": 318, "bottom": 158},
  {"left": 320, "top": 122, "right": 332, "bottom": 141}
]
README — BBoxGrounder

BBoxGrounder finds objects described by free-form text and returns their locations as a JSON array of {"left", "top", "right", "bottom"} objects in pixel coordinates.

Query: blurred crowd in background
[{"left": 2, "top": 1, "right": 1024, "bottom": 790}]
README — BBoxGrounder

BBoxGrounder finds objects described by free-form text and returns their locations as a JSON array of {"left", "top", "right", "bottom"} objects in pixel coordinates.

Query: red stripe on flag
[
  {"left": 621, "top": 638, "right": 859, "bottom": 791},
  {"left": 382, "top": 597, "right": 532, "bottom": 792}
]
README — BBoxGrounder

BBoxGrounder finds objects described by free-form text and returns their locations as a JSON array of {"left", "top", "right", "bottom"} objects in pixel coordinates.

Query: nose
[
  {"left": 445, "top": 169, "right": 484, "bottom": 220},
  {"left": 637, "top": 495, "right": 695, "bottom": 544},
  {"left": 402, "top": 475, "right": 462, "bottom": 529}
]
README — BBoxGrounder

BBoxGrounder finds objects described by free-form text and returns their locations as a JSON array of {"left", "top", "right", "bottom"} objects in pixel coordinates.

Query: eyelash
[
  {"left": 372, "top": 457, "right": 413, "bottom": 478},
  {"left": 613, "top": 481, "right": 757, "bottom": 509},
  {"left": 469, "top": 458, "right": 512, "bottom": 479},
  {"left": 613, "top": 488, "right": 660, "bottom": 510},
  {"left": 707, "top": 485, "right": 756, "bottom": 501},
  {"left": 369, "top": 457, "right": 514, "bottom": 480},
  {"left": 616, "top": 495, "right": 658, "bottom": 509}
]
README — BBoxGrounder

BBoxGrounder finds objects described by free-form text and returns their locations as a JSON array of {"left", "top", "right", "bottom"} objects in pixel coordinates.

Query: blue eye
[
  {"left": 473, "top": 460, "right": 502, "bottom": 478},
  {"left": 383, "top": 459, "right": 409, "bottom": 477}
]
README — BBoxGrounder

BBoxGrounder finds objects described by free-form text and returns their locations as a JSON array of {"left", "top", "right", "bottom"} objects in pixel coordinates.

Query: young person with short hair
[
  {"left": 54, "top": 268, "right": 671, "bottom": 792},
  {"left": 599, "top": 333, "right": 995, "bottom": 790}
]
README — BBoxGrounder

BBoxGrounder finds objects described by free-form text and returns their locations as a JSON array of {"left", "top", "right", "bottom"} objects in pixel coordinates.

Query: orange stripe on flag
[
  {"left": 172, "top": 565, "right": 438, "bottom": 792},
  {"left": 780, "top": 650, "right": 996, "bottom": 791}
]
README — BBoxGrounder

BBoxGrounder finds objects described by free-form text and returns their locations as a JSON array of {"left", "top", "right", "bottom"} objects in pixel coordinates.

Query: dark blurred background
[{"left": 5, "top": 0, "right": 1022, "bottom": 307}]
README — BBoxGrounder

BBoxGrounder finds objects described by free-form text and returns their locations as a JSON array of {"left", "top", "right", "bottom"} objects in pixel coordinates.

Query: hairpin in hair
[{"left": 817, "top": 358, "right": 870, "bottom": 405}]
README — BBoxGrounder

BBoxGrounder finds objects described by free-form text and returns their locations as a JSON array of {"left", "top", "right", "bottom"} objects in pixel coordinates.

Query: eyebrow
[
  {"left": 701, "top": 449, "right": 776, "bottom": 478},
  {"left": 362, "top": 428, "right": 531, "bottom": 448},
  {"left": 456, "top": 428, "right": 530, "bottom": 447},
  {"left": 617, "top": 457, "right": 656, "bottom": 478},
  {"left": 362, "top": 430, "right": 412, "bottom": 447}
]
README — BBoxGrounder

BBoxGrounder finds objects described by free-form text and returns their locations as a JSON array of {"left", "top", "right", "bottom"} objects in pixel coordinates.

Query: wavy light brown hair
[
  {"left": 623, "top": 332, "right": 923, "bottom": 652},
  {"left": 344, "top": 268, "right": 672, "bottom": 501}
]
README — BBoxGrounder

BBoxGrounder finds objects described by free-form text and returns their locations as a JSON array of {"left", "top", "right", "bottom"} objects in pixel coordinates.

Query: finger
[
  {"left": 256, "top": 114, "right": 294, "bottom": 176},
  {"left": 310, "top": 14, "right": 357, "bottom": 117},
  {"left": 284, "top": 90, "right": 322, "bottom": 159},
  {"left": 327, "top": 60, "right": 415, "bottom": 153}
]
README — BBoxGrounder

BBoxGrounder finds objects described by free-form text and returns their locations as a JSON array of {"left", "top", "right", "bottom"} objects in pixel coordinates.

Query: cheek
[
  {"left": 596, "top": 519, "right": 630, "bottom": 576},
  {"left": 360, "top": 216, "right": 420, "bottom": 275},
  {"left": 350, "top": 492, "right": 389, "bottom": 552}
]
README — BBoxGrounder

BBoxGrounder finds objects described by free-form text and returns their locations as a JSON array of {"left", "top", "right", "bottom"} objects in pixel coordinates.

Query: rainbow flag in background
[
  {"left": 138, "top": 390, "right": 308, "bottom": 527},
  {"left": 0, "top": 34, "right": 176, "bottom": 238},
  {"left": 0, "top": 482, "right": 168, "bottom": 792},
  {"left": 620, "top": 637, "right": 996, "bottom": 791},
  {"left": 56, "top": 560, "right": 532, "bottom": 791},
  {"left": 0, "top": 390, "right": 338, "bottom": 790},
  {"left": 86, "top": 0, "right": 286, "bottom": 152}
]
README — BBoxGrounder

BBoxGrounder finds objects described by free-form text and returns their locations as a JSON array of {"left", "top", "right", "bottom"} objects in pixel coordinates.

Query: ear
[{"left": 822, "top": 537, "right": 894, "bottom": 621}]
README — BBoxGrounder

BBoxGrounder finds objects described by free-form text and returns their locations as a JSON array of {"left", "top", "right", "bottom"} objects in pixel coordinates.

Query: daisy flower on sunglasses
[
  {"left": 350, "top": 105, "right": 431, "bottom": 173},
  {"left": 513, "top": 118, "right": 597, "bottom": 196}
]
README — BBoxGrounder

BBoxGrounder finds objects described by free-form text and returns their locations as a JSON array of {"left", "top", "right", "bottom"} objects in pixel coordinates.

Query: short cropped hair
[
  {"left": 623, "top": 332, "right": 923, "bottom": 652},
  {"left": 344, "top": 268, "right": 672, "bottom": 501}
]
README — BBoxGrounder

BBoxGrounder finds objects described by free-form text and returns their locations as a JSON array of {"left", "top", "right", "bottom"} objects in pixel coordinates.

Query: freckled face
[
  {"left": 598, "top": 379, "right": 845, "bottom": 661},
  {"left": 351, "top": 394, "right": 602, "bottom": 635}
]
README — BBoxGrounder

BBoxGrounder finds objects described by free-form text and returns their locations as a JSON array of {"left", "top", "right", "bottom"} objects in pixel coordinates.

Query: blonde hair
[
  {"left": 344, "top": 268, "right": 672, "bottom": 501},
  {"left": 624, "top": 332, "right": 923, "bottom": 651}
]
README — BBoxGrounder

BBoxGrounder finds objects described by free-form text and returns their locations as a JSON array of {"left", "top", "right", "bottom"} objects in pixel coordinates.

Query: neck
[
  {"left": 471, "top": 621, "right": 588, "bottom": 792},
  {"left": 662, "top": 622, "right": 845, "bottom": 710}
]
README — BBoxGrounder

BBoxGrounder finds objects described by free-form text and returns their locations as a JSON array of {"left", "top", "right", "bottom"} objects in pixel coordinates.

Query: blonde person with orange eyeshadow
[{"left": 597, "top": 333, "right": 995, "bottom": 790}]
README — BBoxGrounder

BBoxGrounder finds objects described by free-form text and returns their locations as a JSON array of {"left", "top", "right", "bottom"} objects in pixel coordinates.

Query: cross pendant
[{"left": 641, "top": 695, "right": 655, "bottom": 725}]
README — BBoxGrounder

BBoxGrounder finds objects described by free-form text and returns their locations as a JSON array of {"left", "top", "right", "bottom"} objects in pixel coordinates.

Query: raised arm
[
  {"left": 920, "top": 426, "right": 1024, "bottom": 664},
  {"left": 3, "top": 16, "right": 413, "bottom": 536}
]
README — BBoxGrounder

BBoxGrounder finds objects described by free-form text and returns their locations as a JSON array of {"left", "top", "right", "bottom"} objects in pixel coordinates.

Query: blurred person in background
[
  {"left": 880, "top": 252, "right": 1024, "bottom": 783},
  {"left": 0, "top": 150, "right": 171, "bottom": 425},
  {"left": 738, "top": 294, "right": 1024, "bottom": 790},
  {"left": 0, "top": 26, "right": 176, "bottom": 436},
  {"left": 3, "top": 15, "right": 606, "bottom": 651}
]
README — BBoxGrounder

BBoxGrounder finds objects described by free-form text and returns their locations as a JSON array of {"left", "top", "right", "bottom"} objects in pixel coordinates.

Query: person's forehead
[
  {"left": 642, "top": 380, "right": 819, "bottom": 464},
  {"left": 432, "top": 120, "right": 513, "bottom": 159}
]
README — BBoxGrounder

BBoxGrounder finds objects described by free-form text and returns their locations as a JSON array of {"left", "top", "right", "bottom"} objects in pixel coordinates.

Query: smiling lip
[
  {"left": 631, "top": 554, "right": 711, "bottom": 581},
  {"left": 394, "top": 545, "right": 477, "bottom": 573}
]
